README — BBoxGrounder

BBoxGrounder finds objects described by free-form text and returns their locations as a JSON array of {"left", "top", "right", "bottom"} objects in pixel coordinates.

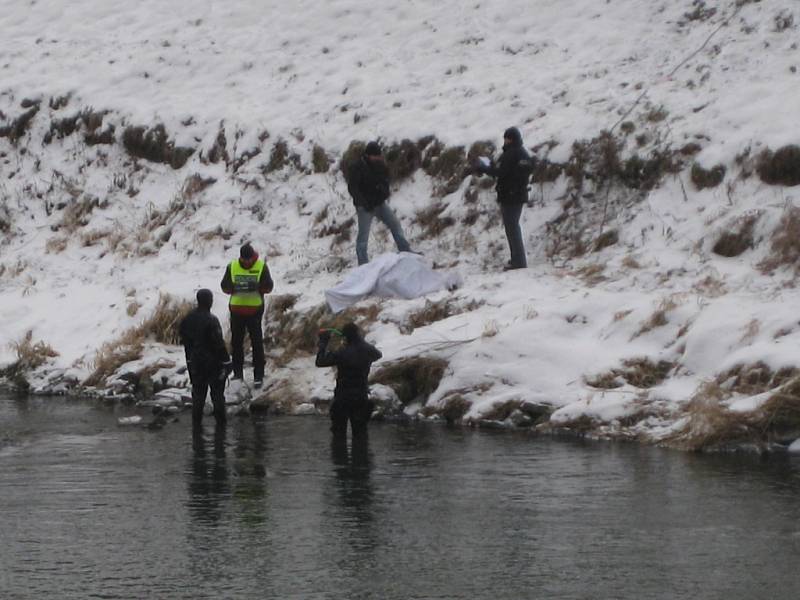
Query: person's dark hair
[
  {"left": 364, "top": 141, "right": 382, "bottom": 157},
  {"left": 341, "top": 322, "right": 362, "bottom": 343},
  {"left": 240, "top": 242, "right": 255, "bottom": 259},
  {"left": 196, "top": 288, "right": 213, "bottom": 309}
]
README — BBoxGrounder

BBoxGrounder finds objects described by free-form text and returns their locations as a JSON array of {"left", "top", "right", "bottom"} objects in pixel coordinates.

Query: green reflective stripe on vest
[{"left": 229, "top": 259, "right": 265, "bottom": 307}]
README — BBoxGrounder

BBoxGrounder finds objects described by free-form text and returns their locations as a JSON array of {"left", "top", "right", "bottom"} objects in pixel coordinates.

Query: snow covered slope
[{"left": 1, "top": 0, "right": 800, "bottom": 449}]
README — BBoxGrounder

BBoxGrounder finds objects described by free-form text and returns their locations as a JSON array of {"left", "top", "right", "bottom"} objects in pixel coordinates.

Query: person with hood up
[
  {"left": 220, "top": 242, "right": 274, "bottom": 388},
  {"left": 179, "top": 289, "right": 232, "bottom": 426},
  {"left": 315, "top": 322, "right": 382, "bottom": 438},
  {"left": 475, "top": 127, "right": 533, "bottom": 270},
  {"left": 347, "top": 141, "right": 414, "bottom": 265}
]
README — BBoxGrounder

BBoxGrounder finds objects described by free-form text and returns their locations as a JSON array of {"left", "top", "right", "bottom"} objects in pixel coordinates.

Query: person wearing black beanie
[
  {"left": 179, "top": 289, "right": 232, "bottom": 426},
  {"left": 474, "top": 127, "right": 533, "bottom": 270},
  {"left": 346, "top": 140, "right": 415, "bottom": 265}
]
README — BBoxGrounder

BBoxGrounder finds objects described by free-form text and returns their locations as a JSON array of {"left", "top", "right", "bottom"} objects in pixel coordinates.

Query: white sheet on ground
[{"left": 325, "top": 252, "right": 461, "bottom": 313}]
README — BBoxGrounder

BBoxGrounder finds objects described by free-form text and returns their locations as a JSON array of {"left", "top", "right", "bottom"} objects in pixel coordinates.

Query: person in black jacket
[
  {"left": 347, "top": 141, "right": 413, "bottom": 265},
  {"left": 475, "top": 127, "right": 533, "bottom": 270},
  {"left": 315, "top": 322, "right": 382, "bottom": 438},
  {"left": 179, "top": 289, "right": 232, "bottom": 426}
]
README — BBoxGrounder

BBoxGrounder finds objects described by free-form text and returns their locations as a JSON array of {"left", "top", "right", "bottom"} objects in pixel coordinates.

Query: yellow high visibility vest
[{"left": 229, "top": 259, "right": 265, "bottom": 307}]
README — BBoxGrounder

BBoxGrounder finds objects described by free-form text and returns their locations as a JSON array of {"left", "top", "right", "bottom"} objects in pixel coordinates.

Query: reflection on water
[{"left": 2, "top": 393, "right": 800, "bottom": 599}]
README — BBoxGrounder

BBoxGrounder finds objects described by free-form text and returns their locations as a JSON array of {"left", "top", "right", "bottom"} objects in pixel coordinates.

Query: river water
[{"left": 2, "top": 393, "right": 800, "bottom": 599}]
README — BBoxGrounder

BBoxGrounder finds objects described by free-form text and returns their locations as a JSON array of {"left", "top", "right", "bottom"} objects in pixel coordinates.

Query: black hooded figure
[
  {"left": 477, "top": 127, "right": 532, "bottom": 270},
  {"left": 316, "top": 322, "right": 382, "bottom": 438},
  {"left": 179, "top": 289, "right": 232, "bottom": 426}
]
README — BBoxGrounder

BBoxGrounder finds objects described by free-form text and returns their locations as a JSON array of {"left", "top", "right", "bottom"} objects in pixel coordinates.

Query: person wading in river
[
  {"left": 179, "top": 289, "right": 232, "bottom": 427},
  {"left": 315, "top": 322, "right": 382, "bottom": 438}
]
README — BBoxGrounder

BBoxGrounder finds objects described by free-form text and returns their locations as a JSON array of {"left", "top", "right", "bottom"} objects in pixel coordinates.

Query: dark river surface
[{"left": 2, "top": 393, "right": 800, "bottom": 599}]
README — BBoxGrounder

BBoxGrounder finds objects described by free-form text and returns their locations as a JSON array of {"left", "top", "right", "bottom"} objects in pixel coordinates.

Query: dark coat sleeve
[
  {"left": 220, "top": 264, "right": 233, "bottom": 295},
  {"left": 315, "top": 346, "right": 340, "bottom": 368},
  {"left": 259, "top": 263, "right": 274, "bottom": 295},
  {"left": 209, "top": 317, "right": 230, "bottom": 365},
  {"left": 347, "top": 162, "right": 366, "bottom": 208}
]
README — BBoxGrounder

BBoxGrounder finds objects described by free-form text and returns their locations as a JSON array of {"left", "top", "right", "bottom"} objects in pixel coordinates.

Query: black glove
[
  {"left": 219, "top": 361, "right": 233, "bottom": 381},
  {"left": 318, "top": 329, "right": 332, "bottom": 345}
]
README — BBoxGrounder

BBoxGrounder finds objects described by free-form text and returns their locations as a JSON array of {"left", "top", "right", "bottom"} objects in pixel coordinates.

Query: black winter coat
[
  {"left": 179, "top": 308, "right": 230, "bottom": 375},
  {"left": 484, "top": 142, "right": 533, "bottom": 205},
  {"left": 347, "top": 156, "right": 390, "bottom": 211},
  {"left": 316, "top": 338, "right": 382, "bottom": 401}
]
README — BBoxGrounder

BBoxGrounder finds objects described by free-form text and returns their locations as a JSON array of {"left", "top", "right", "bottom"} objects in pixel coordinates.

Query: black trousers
[
  {"left": 500, "top": 202, "right": 527, "bottom": 268},
  {"left": 191, "top": 369, "right": 226, "bottom": 425},
  {"left": 230, "top": 308, "right": 265, "bottom": 381},
  {"left": 330, "top": 396, "right": 373, "bottom": 438}
]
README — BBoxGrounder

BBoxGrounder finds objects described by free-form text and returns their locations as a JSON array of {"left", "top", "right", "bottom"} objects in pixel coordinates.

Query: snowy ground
[{"left": 1, "top": 0, "right": 800, "bottom": 449}]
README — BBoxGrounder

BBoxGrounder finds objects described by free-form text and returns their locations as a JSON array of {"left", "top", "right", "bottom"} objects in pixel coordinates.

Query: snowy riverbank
[{"left": 2, "top": 0, "right": 800, "bottom": 450}]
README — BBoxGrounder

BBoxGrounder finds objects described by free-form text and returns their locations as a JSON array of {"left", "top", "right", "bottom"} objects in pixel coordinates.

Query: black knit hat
[
  {"left": 196, "top": 288, "right": 213, "bottom": 309},
  {"left": 240, "top": 242, "right": 255, "bottom": 259},
  {"left": 341, "top": 322, "right": 362, "bottom": 343},
  {"left": 503, "top": 127, "right": 522, "bottom": 145},
  {"left": 364, "top": 141, "right": 382, "bottom": 156}
]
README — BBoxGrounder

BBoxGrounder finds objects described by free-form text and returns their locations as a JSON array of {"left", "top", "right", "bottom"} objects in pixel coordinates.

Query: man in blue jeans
[{"left": 347, "top": 141, "right": 413, "bottom": 265}]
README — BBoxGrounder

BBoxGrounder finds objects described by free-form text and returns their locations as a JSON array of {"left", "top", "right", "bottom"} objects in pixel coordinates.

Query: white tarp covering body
[{"left": 324, "top": 253, "right": 461, "bottom": 313}]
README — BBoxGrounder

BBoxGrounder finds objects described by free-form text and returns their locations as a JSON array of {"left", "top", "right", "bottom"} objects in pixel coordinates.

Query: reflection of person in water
[
  {"left": 187, "top": 424, "right": 229, "bottom": 525},
  {"left": 330, "top": 436, "right": 374, "bottom": 526}
]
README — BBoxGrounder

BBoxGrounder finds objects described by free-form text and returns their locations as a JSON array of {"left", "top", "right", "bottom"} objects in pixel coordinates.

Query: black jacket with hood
[
  {"left": 347, "top": 156, "right": 391, "bottom": 211},
  {"left": 483, "top": 127, "right": 533, "bottom": 205}
]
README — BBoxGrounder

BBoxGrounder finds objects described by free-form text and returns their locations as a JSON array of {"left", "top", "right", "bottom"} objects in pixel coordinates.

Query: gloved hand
[
  {"left": 219, "top": 361, "right": 233, "bottom": 381},
  {"left": 318, "top": 329, "right": 332, "bottom": 346}
]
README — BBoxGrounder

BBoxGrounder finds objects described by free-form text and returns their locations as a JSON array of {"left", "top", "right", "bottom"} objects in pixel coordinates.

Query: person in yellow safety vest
[{"left": 220, "top": 242, "right": 274, "bottom": 388}]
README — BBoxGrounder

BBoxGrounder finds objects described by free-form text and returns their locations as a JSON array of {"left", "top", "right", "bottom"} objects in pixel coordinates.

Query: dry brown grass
[
  {"left": 712, "top": 213, "right": 759, "bottom": 258},
  {"left": 586, "top": 358, "right": 674, "bottom": 389},
  {"left": 83, "top": 294, "right": 191, "bottom": 387},
  {"left": 759, "top": 206, "right": 800, "bottom": 273},
  {"left": 414, "top": 203, "right": 456, "bottom": 239},
  {"left": 662, "top": 382, "right": 760, "bottom": 451},
  {"left": 370, "top": 356, "right": 449, "bottom": 405},
  {"left": 632, "top": 297, "right": 678, "bottom": 339},
  {"left": 11, "top": 330, "right": 59, "bottom": 370},
  {"left": 479, "top": 399, "right": 522, "bottom": 422},
  {"left": 574, "top": 263, "right": 606, "bottom": 285},
  {"left": 0, "top": 331, "right": 59, "bottom": 391},
  {"left": 404, "top": 298, "right": 483, "bottom": 333},
  {"left": 264, "top": 296, "right": 382, "bottom": 366}
]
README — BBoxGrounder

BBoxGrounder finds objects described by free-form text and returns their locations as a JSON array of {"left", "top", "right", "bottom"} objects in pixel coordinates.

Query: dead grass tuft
[
  {"left": 479, "top": 399, "right": 522, "bottom": 422},
  {"left": 592, "top": 229, "right": 618, "bottom": 252},
  {"left": 122, "top": 124, "right": 194, "bottom": 169},
  {"left": 663, "top": 382, "right": 758, "bottom": 452},
  {"left": 757, "top": 145, "right": 800, "bottom": 186},
  {"left": 758, "top": 206, "right": 800, "bottom": 273},
  {"left": 83, "top": 294, "right": 191, "bottom": 387},
  {"left": 586, "top": 358, "right": 674, "bottom": 389},
  {"left": 264, "top": 297, "right": 381, "bottom": 366},
  {"left": 370, "top": 356, "right": 448, "bottom": 405},
  {"left": 423, "top": 143, "right": 469, "bottom": 196},
  {"left": 181, "top": 174, "right": 216, "bottom": 199},
  {"left": 0, "top": 104, "right": 39, "bottom": 144},
  {"left": 312, "top": 144, "right": 331, "bottom": 173},
  {"left": 691, "top": 162, "right": 726, "bottom": 190},
  {"left": 384, "top": 139, "right": 422, "bottom": 182},
  {"left": 414, "top": 203, "right": 455, "bottom": 238},
  {"left": 403, "top": 298, "right": 483, "bottom": 333},
  {"left": 632, "top": 298, "right": 678, "bottom": 338},
  {"left": 712, "top": 212, "right": 759, "bottom": 257}
]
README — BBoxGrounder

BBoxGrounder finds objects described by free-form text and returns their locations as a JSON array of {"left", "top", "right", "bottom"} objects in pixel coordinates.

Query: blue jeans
[
  {"left": 501, "top": 202, "right": 527, "bottom": 268},
  {"left": 356, "top": 203, "right": 411, "bottom": 265}
]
